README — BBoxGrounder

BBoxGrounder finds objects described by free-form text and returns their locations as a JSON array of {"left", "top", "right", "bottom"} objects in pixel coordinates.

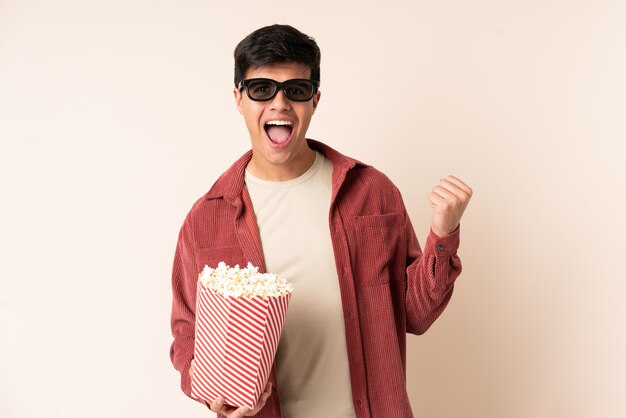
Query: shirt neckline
[{"left": 245, "top": 151, "right": 324, "bottom": 190}]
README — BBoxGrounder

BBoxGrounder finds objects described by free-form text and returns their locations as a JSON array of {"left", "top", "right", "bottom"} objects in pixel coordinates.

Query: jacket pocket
[
  {"left": 352, "top": 213, "right": 406, "bottom": 286},
  {"left": 194, "top": 245, "right": 245, "bottom": 275}
]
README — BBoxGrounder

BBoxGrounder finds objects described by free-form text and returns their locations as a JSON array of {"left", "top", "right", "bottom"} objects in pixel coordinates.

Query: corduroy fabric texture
[{"left": 170, "top": 139, "right": 462, "bottom": 418}]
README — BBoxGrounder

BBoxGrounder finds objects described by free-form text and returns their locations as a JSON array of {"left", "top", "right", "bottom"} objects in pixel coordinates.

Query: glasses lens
[
  {"left": 247, "top": 79, "right": 277, "bottom": 100},
  {"left": 284, "top": 80, "right": 314, "bottom": 101}
]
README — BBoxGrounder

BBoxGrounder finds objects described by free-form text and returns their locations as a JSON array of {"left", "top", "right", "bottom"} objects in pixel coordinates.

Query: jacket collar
[{"left": 205, "top": 139, "right": 368, "bottom": 203}]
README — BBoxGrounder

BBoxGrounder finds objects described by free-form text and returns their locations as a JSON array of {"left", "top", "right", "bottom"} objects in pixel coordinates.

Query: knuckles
[{"left": 430, "top": 178, "right": 473, "bottom": 208}]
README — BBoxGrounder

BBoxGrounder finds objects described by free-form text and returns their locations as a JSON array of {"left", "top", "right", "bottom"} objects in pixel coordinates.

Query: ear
[
  {"left": 233, "top": 87, "right": 243, "bottom": 115},
  {"left": 312, "top": 91, "right": 321, "bottom": 112}
]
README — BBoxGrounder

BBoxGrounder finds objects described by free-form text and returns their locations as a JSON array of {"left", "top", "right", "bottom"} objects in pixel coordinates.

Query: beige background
[{"left": 1, "top": 0, "right": 625, "bottom": 417}]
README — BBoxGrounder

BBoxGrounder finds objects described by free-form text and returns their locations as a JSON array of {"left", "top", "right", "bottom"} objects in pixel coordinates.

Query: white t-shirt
[{"left": 244, "top": 151, "right": 356, "bottom": 418}]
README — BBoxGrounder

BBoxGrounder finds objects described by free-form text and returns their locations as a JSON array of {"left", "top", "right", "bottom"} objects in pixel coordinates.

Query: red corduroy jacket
[{"left": 170, "top": 139, "right": 462, "bottom": 418}]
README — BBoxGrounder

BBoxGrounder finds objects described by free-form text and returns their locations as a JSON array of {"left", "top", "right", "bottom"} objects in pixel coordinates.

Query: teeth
[{"left": 265, "top": 120, "right": 293, "bottom": 126}]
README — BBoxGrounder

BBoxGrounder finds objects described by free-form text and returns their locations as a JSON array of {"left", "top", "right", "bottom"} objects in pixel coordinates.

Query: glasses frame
[{"left": 238, "top": 78, "right": 320, "bottom": 102}]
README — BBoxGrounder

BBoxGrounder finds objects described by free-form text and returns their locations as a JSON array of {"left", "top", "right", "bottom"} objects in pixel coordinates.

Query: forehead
[{"left": 245, "top": 61, "right": 311, "bottom": 81}]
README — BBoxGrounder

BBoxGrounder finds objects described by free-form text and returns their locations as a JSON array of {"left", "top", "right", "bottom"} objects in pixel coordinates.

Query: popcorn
[
  {"left": 198, "top": 262, "right": 294, "bottom": 298},
  {"left": 192, "top": 262, "right": 292, "bottom": 409}
]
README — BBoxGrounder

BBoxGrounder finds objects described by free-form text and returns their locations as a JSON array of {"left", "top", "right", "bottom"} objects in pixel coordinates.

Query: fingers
[
  {"left": 210, "top": 382, "right": 272, "bottom": 417},
  {"left": 208, "top": 396, "right": 228, "bottom": 414},
  {"left": 228, "top": 406, "right": 251, "bottom": 418},
  {"left": 206, "top": 398, "right": 255, "bottom": 417},
  {"left": 189, "top": 359, "right": 195, "bottom": 380},
  {"left": 262, "top": 382, "right": 272, "bottom": 401},
  {"left": 253, "top": 382, "right": 272, "bottom": 410},
  {"left": 245, "top": 382, "right": 272, "bottom": 416},
  {"left": 428, "top": 190, "right": 446, "bottom": 207},
  {"left": 432, "top": 185, "right": 458, "bottom": 200},
  {"left": 429, "top": 176, "right": 472, "bottom": 207},
  {"left": 248, "top": 399, "right": 266, "bottom": 416},
  {"left": 429, "top": 184, "right": 458, "bottom": 209},
  {"left": 444, "top": 175, "right": 473, "bottom": 196},
  {"left": 437, "top": 177, "right": 471, "bottom": 199},
  {"left": 208, "top": 397, "right": 246, "bottom": 416}
]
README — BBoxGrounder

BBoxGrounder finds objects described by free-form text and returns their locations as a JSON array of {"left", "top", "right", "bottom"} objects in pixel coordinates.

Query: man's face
[{"left": 234, "top": 61, "right": 320, "bottom": 180}]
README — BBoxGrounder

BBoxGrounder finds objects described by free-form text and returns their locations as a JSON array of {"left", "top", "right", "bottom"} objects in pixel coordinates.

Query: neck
[{"left": 247, "top": 147, "right": 316, "bottom": 181}]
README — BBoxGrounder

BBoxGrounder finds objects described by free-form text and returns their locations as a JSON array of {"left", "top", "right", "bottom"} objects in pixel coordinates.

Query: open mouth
[{"left": 264, "top": 120, "right": 294, "bottom": 145}]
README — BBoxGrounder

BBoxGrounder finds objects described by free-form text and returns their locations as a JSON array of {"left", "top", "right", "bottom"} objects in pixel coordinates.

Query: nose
[{"left": 269, "top": 89, "right": 291, "bottom": 111}]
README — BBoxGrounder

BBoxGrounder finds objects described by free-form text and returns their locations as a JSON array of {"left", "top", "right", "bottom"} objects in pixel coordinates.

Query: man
[{"left": 170, "top": 24, "right": 472, "bottom": 418}]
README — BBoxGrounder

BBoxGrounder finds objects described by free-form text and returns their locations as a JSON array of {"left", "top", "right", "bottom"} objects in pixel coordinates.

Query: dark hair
[{"left": 234, "top": 24, "right": 321, "bottom": 87}]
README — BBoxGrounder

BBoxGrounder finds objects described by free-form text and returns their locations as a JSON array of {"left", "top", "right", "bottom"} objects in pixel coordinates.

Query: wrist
[{"left": 431, "top": 224, "right": 459, "bottom": 237}]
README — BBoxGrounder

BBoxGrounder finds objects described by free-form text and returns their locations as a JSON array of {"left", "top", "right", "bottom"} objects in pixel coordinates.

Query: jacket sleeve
[
  {"left": 170, "top": 214, "right": 204, "bottom": 404},
  {"left": 404, "top": 210, "right": 463, "bottom": 335}
]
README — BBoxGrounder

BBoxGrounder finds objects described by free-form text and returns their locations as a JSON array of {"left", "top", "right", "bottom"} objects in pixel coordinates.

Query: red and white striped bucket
[{"left": 191, "top": 282, "right": 291, "bottom": 408}]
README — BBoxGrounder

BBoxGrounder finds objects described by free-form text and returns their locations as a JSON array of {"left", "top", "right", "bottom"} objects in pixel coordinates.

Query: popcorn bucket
[{"left": 191, "top": 281, "right": 291, "bottom": 409}]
